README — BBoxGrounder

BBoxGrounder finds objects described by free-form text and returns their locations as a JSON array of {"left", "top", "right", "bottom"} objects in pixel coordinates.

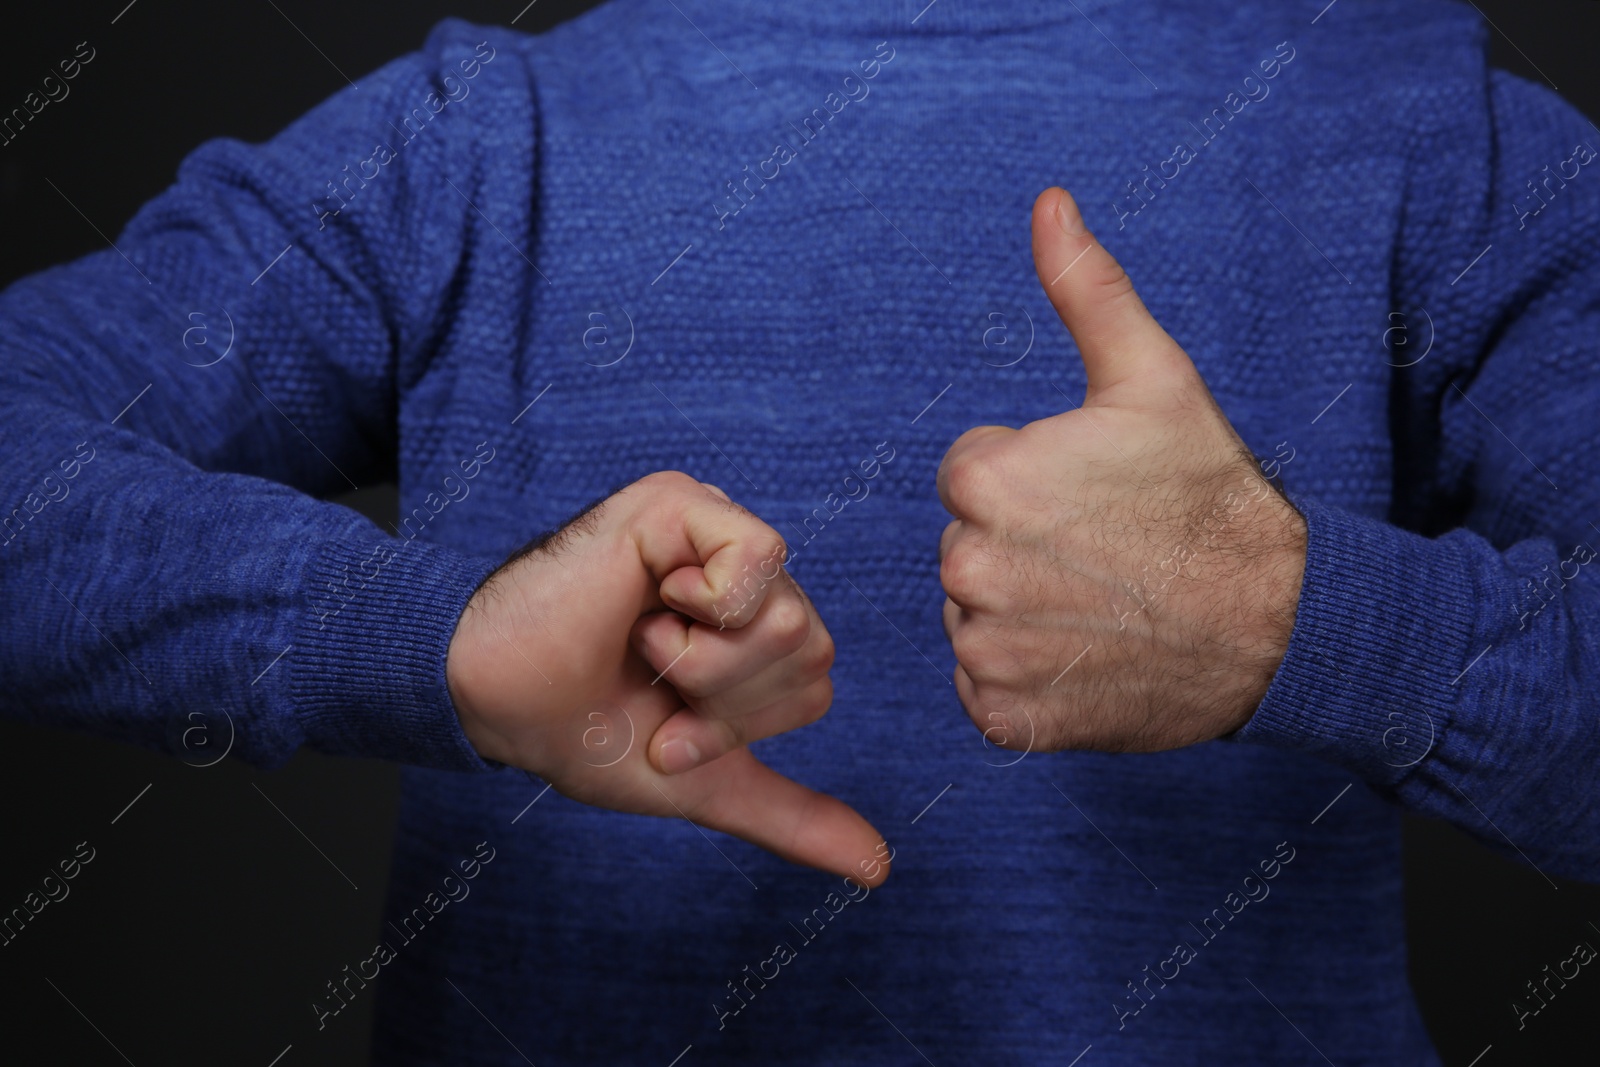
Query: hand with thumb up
[{"left": 937, "top": 188, "right": 1308, "bottom": 755}]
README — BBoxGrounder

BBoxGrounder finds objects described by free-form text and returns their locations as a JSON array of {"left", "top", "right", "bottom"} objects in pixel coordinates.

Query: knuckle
[
  {"left": 943, "top": 451, "right": 997, "bottom": 516},
  {"left": 801, "top": 633, "right": 836, "bottom": 678},
  {"left": 759, "top": 533, "right": 789, "bottom": 568},
  {"left": 719, "top": 716, "right": 748, "bottom": 750},
  {"left": 765, "top": 596, "right": 811, "bottom": 654},
  {"left": 669, "top": 662, "right": 712, "bottom": 700},
  {"left": 939, "top": 519, "right": 962, "bottom": 559},
  {"left": 939, "top": 542, "right": 986, "bottom": 606},
  {"left": 950, "top": 626, "right": 1004, "bottom": 680},
  {"left": 951, "top": 444, "right": 1011, "bottom": 512},
  {"left": 977, "top": 706, "right": 1024, "bottom": 750},
  {"left": 632, "top": 470, "right": 698, "bottom": 521},
  {"left": 639, "top": 469, "right": 695, "bottom": 493},
  {"left": 1090, "top": 253, "right": 1138, "bottom": 307},
  {"left": 938, "top": 543, "right": 965, "bottom": 595},
  {"left": 800, "top": 678, "right": 833, "bottom": 725},
  {"left": 968, "top": 688, "right": 1017, "bottom": 736},
  {"left": 1161, "top": 363, "right": 1212, "bottom": 415}
]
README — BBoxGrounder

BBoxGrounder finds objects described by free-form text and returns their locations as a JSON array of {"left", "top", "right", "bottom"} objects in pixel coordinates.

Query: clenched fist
[
  {"left": 937, "top": 188, "right": 1308, "bottom": 755},
  {"left": 447, "top": 471, "right": 887, "bottom": 885}
]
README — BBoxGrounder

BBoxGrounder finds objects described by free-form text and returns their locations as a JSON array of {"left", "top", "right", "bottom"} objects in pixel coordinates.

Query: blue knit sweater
[{"left": 5, "top": 1, "right": 1599, "bottom": 1062}]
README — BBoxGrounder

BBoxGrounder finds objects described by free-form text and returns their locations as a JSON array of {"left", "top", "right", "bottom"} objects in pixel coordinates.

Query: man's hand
[
  {"left": 447, "top": 471, "right": 888, "bottom": 886},
  {"left": 937, "top": 188, "right": 1308, "bottom": 755}
]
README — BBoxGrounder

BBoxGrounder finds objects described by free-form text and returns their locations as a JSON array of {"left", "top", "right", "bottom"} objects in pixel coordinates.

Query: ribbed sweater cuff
[
  {"left": 292, "top": 536, "right": 502, "bottom": 773},
  {"left": 1230, "top": 497, "right": 1477, "bottom": 786}
]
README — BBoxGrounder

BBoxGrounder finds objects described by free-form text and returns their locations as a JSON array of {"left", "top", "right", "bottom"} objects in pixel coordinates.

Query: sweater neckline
[{"left": 738, "top": 0, "right": 1117, "bottom": 36}]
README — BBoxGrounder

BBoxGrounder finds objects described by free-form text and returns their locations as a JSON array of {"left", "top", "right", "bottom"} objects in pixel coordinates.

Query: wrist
[
  {"left": 445, "top": 586, "right": 523, "bottom": 767},
  {"left": 1223, "top": 486, "right": 1308, "bottom": 733}
]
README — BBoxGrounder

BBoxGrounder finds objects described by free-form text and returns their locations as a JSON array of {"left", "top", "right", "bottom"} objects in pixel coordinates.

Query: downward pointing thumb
[{"left": 1033, "top": 187, "right": 1194, "bottom": 406}]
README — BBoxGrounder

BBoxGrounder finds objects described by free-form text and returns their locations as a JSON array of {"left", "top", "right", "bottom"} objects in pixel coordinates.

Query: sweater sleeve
[
  {"left": 0, "top": 20, "right": 531, "bottom": 773},
  {"left": 1234, "top": 70, "right": 1600, "bottom": 882}
]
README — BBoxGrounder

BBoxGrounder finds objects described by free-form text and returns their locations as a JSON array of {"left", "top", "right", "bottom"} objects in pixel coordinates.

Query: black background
[{"left": 2, "top": 2, "right": 1598, "bottom": 1063}]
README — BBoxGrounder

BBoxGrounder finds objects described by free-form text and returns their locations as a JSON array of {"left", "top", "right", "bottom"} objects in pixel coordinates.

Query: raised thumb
[{"left": 1032, "top": 187, "right": 1194, "bottom": 406}]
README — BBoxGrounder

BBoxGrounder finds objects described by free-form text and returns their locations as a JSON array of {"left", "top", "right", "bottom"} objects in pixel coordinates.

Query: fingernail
[
  {"left": 659, "top": 738, "right": 703, "bottom": 774},
  {"left": 1054, "top": 190, "right": 1087, "bottom": 236}
]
